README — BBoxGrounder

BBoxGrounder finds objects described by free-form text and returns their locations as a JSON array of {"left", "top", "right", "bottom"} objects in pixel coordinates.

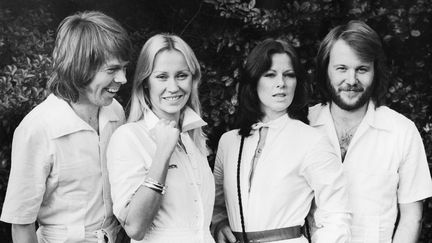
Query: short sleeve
[
  {"left": 1, "top": 123, "right": 52, "bottom": 224},
  {"left": 106, "top": 125, "right": 154, "bottom": 225},
  {"left": 398, "top": 122, "right": 432, "bottom": 203}
]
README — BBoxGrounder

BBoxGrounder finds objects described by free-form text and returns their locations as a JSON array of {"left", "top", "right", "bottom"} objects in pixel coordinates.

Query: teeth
[
  {"left": 107, "top": 88, "right": 119, "bottom": 93},
  {"left": 164, "top": 96, "right": 181, "bottom": 101}
]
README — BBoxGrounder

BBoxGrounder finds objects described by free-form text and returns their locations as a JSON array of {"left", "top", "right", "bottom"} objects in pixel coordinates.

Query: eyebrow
[{"left": 105, "top": 61, "right": 129, "bottom": 68}]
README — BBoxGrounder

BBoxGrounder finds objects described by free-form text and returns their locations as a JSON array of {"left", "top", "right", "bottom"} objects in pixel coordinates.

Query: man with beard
[{"left": 308, "top": 20, "right": 432, "bottom": 243}]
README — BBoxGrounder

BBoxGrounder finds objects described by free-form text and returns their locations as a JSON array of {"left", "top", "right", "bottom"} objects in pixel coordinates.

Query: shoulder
[
  {"left": 290, "top": 119, "right": 325, "bottom": 141},
  {"left": 16, "top": 96, "right": 56, "bottom": 133},
  {"left": 219, "top": 129, "right": 241, "bottom": 145},
  {"left": 308, "top": 103, "right": 328, "bottom": 125},
  {"left": 375, "top": 106, "right": 416, "bottom": 131},
  {"left": 107, "top": 98, "right": 125, "bottom": 120},
  {"left": 112, "top": 121, "right": 146, "bottom": 139}
]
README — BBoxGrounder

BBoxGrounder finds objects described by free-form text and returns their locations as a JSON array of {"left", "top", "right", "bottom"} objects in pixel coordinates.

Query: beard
[{"left": 327, "top": 79, "right": 373, "bottom": 111}]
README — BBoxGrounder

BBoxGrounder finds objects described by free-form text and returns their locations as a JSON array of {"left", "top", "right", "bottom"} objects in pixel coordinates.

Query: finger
[
  {"left": 223, "top": 229, "right": 237, "bottom": 243},
  {"left": 168, "top": 120, "right": 177, "bottom": 128}
]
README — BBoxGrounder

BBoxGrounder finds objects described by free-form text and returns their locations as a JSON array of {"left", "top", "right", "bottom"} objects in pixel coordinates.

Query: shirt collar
[
  {"left": 251, "top": 114, "right": 289, "bottom": 130},
  {"left": 310, "top": 101, "right": 391, "bottom": 131},
  {"left": 143, "top": 106, "right": 207, "bottom": 132},
  {"left": 48, "top": 94, "right": 122, "bottom": 138},
  {"left": 363, "top": 101, "right": 392, "bottom": 131}
]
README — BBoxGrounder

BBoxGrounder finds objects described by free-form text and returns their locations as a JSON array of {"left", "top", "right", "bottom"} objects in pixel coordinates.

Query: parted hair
[
  {"left": 128, "top": 33, "right": 207, "bottom": 154},
  {"left": 315, "top": 20, "right": 389, "bottom": 106},
  {"left": 48, "top": 11, "right": 132, "bottom": 103},
  {"left": 236, "top": 38, "right": 309, "bottom": 137}
]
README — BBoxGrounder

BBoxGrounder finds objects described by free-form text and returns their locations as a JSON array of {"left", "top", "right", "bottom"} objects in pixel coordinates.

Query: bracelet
[{"left": 143, "top": 177, "right": 167, "bottom": 195}]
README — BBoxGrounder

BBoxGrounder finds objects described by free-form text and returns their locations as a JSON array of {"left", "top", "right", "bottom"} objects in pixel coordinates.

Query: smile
[
  {"left": 163, "top": 95, "right": 183, "bottom": 101},
  {"left": 106, "top": 87, "right": 120, "bottom": 94}
]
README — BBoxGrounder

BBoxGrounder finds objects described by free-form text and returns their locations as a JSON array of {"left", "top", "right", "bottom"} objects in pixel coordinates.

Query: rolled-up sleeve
[
  {"left": 106, "top": 126, "right": 152, "bottom": 225},
  {"left": 303, "top": 136, "right": 351, "bottom": 243},
  {"left": 1, "top": 124, "right": 52, "bottom": 224}
]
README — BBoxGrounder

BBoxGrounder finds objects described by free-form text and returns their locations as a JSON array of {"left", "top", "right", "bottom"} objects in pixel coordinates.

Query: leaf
[{"left": 248, "top": 0, "right": 255, "bottom": 9}]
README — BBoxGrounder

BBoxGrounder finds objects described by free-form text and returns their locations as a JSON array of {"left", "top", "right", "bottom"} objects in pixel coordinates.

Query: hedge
[{"left": 1, "top": 0, "right": 431, "bottom": 241}]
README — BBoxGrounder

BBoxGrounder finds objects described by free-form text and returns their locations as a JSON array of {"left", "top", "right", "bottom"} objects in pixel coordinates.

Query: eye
[
  {"left": 336, "top": 66, "right": 347, "bottom": 72},
  {"left": 283, "top": 72, "right": 296, "bottom": 78},
  {"left": 155, "top": 74, "right": 168, "bottom": 80},
  {"left": 263, "top": 72, "right": 276, "bottom": 78},
  {"left": 176, "top": 72, "right": 189, "bottom": 80},
  {"left": 106, "top": 68, "right": 117, "bottom": 74},
  {"left": 357, "top": 67, "right": 369, "bottom": 74}
]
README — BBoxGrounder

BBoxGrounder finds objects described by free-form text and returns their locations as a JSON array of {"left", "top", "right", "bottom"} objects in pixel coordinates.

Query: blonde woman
[{"left": 107, "top": 34, "right": 215, "bottom": 243}]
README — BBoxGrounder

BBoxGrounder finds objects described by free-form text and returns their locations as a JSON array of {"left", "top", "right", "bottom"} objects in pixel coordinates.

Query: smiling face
[
  {"left": 257, "top": 53, "right": 297, "bottom": 122},
  {"left": 80, "top": 57, "right": 128, "bottom": 107},
  {"left": 147, "top": 50, "right": 192, "bottom": 122},
  {"left": 327, "top": 39, "right": 375, "bottom": 111}
]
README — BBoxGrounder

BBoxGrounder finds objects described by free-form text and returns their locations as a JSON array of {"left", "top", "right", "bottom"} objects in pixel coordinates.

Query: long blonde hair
[{"left": 128, "top": 33, "right": 207, "bottom": 154}]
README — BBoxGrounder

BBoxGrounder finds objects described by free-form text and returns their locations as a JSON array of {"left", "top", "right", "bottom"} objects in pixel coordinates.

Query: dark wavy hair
[
  {"left": 48, "top": 11, "right": 132, "bottom": 103},
  {"left": 236, "top": 39, "right": 309, "bottom": 137},
  {"left": 315, "top": 20, "right": 389, "bottom": 106}
]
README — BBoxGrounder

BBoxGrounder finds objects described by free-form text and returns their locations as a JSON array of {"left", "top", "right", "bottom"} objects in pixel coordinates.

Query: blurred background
[{"left": 0, "top": 0, "right": 431, "bottom": 241}]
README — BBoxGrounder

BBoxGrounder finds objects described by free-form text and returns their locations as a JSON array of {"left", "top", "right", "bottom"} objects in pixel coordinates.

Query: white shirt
[
  {"left": 213, "top": 114, "right": 351, "bottom": 243},
  {"left": 309, "top": 102, "right": 432, "bottom": 243},
  {"left": 107, "top": 107, "right": 215, "bottom": 243},
  {"left": 1, "top": 94, "right": 125, "bottom": 242}
]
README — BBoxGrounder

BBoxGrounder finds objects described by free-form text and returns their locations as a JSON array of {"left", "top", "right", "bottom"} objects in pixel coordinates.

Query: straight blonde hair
[{"left": 128, "top": 33, "right": 207, "bottom": 155}]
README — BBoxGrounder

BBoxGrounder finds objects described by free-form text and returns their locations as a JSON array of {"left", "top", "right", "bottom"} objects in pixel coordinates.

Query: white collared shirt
[
  {"left": 213, "top": 114, "right": 351, "bottom": 243},
  {"left": 107, "top": 107, "right": 215, "bottom": 243},
  {"left": 1, "top": 94, "right": 125, "bottom": 242},
  {"left": 309, "top": 101, "right": 432, "bottom": 243}
]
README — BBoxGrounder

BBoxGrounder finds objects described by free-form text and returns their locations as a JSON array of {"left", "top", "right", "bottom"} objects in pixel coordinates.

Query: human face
[
  {"left": 80, "top": 58, "right": 128, "bottom": 107},
  {"left": 327, "top": 39, "right": 374, "bottom": 111},
  {"left": 257, "top": 53, "right": 297, "bottom": 122},
  {"left": 148, "top": 50, "right": 192, "bottom": 122}
]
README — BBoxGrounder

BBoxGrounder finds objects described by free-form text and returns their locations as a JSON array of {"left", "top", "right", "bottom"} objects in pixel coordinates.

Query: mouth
[
  {"left": 272, "top": 93, "right": 286, "bottom": 97},
  {"left": 105, "top": 86, "right": 120, "bottom": 94},
  {"left": 163, "top": 95, "right": 183, "bottom": 101}
]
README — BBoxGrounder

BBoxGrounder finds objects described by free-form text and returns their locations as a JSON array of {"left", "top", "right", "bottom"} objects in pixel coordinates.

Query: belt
[{"left": 232, "top": 225, "right": 302, "bottom": 243}]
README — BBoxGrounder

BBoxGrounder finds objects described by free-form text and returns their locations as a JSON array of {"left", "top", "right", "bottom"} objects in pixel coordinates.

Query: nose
[
  {"left": 114, "top": 69, "right": 127, "bottom": 84},
  {"left": 275, "top": 74, "right": 285, "bottom": 88},
  {"left": 166, "top": 77, "right": 180, "bottom": 92},
  {"left": 345, "top": 69, "right": 357, "bottom": 85}
]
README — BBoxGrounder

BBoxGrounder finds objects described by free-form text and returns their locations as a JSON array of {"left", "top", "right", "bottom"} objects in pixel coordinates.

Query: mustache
[{"left": 339, "top": 84, "right": 364, "bottom": 92}]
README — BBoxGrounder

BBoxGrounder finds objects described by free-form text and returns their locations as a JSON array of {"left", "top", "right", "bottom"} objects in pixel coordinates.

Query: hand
[
  {"left": 216, "top": 224, "right": 237, "bottom": 243},
  {"left": 154, "top": 119, "right": 180, "bottom": 156}
]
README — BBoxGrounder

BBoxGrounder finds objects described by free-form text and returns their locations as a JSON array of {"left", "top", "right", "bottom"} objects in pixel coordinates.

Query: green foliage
[{"left": 1, "top": 0, "right": 432, "bottom": 241}]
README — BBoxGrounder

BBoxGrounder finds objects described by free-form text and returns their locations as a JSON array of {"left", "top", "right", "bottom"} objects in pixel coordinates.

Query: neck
[
  {"left": 261, "top": 112, "right": 285, "bottom": 123},
  {"left": 69, "top": 101, "right": 100, "bottom": 132},
  {"left": 330, "top": 101, "right": 368, "bottom": 127}
]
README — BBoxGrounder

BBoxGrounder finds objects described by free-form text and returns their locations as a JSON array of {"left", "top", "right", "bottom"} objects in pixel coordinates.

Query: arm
[
  {"left": 212, "top": 135, "right": 236, "bottom": 243},
  {"left": 108, "top": 120, "right": 179, "bottom": 240},
  {"left": 303, "top": 136, "right": 351, "bottom": 243},
  {"left": 12, "top": 223, "right": 38, "bottom": 243},
  {"left": 392, "top": 201, "right": 423, "bottom": 243}
]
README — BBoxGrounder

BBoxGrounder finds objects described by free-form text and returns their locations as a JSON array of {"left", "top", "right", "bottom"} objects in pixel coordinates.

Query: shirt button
[{"left": 257, "top": 148, "right": 262, "bottom": 153}]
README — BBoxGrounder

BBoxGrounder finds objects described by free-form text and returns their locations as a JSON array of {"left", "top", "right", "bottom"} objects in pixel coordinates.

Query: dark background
[{"left": 0, "top": 0, "right": 431, "bottom": 242}]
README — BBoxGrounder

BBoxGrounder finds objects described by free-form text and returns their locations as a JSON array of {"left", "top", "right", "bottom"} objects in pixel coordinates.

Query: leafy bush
[
  {"left": 1, "top": 0, "right": 431, "bottom": 241},
  {"left": 0, "top": 5, "right": 54, "bottom": 240}
]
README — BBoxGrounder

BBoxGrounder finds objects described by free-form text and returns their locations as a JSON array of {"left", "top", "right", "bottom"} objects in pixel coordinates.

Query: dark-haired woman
[{"left": 212, "top": 39, "right": 351, "bottom": 243}]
